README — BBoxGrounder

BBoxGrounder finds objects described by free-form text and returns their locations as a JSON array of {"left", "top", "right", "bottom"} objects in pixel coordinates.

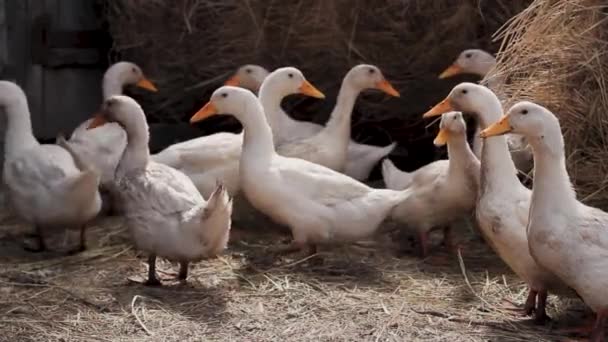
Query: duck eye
[
  {"left": 288, "top": 73, "right": 294, "bottom": 78},
  {"left": 245, "top": 68, "right": 252, "bottom": 74},
  {"left": 221, "top": 93, "right": 228, "bottom": 98},
  {"left": 132, "top": 67, "right": 137, "bottom": 73},
  {"left": 461, "top": 89, "right": 468, "bottom": 94},
  {"left": 465, "top": 53, "right": 472, "bottom": 58},
  {"left": 368, "top": 68, "right": 375, "bottom": 74},
  {"left": 521, "top": 109, "right": 528, "bottom": 115}
]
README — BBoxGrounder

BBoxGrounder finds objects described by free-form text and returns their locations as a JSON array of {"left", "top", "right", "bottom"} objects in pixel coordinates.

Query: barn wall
[{"left": 1, "top": 0, "right": 107, "bottom": 141}]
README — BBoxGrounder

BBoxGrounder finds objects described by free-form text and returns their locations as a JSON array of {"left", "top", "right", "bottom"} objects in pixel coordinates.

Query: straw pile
[
  {"left": 105, "top": 0, "right": 529, "bottom": 169},
  {"left": 488, "top": 0, "right": 608, "bottom": 206}
]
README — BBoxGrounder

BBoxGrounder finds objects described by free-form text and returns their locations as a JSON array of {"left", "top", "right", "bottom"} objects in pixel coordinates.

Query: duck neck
[
  {"left": 102, "top": 78, "right": 123, "bottom": 99},
  {"left": 447, "top": 133, "right": 477, "bottom": 176},
  {"left": 479, "top": 60, "right": 506, "bottom": 91},
  {"left": 529, "top": 130, "right": 577, "bottom": 211},
  {"left": 116, "top": 120, "right": 150, "bottom": 178},
  {"left": 484, "top": 74, "right": 504, "bottom": 91},
  {"left": 240, "top": 101, "right": 276, "bottom": 165},
  {"left": 4, "top": 98, "right": 39, "bottom": 158},
  {"left": 476, "top": 97, "right": 520, "bottom": 192},
  {"left": 324, "top": 80, "right": 360, "bottom": 139},
  {"left": 258, "top": 83, "right": 285, "bottom": 137}
]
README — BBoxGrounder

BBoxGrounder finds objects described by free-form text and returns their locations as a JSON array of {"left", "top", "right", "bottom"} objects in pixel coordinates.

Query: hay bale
[
  {"left": 105, "top": 0, "right": 529, "bottom": 170},
  {"left": 488, "top": 0, "right": 608, "bottom": 206}
]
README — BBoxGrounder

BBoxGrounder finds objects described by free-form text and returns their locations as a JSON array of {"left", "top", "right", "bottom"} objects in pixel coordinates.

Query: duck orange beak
[
  {"left": 433, "top": 128, "right": 449, "bottom": 146},
  {"left": 480, "top": 115, "right": 512, "bottom": 138},
  {"left": 423, "top": 98, "right": 454, "bottom": 118},
  {"left": 136, "top": 77, "right": 158, "bottom": 92},
  {"left": 87, "top": 114, "right": 108, "bottom": 130},
  {"left": 438, "top": 64, "right": 464, "bottom": 79},
  {"left": 375, "top": 79, "right": 400, "bottom": 97},
  {"left": 224, "top": 75, "right": 240, "bottom": 86},
  {"left": 190, "top": 102, "right": 217, "bottom": 123},
  {"left": 298, "top": 80, "right": 325, "bottom": 99}
]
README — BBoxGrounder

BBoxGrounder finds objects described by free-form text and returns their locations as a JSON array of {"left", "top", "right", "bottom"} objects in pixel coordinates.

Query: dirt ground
[{"left": 0, "top": 197, "right": 594, "bottom": 342}]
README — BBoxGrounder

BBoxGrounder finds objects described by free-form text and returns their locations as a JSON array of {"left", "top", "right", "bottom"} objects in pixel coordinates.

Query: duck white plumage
[
  {"left": 389, "top": 111, "right": 479, "bottom": 257},
  {"left": 224, "top": 64, "right": 270, "bottom": 93},
  {"left": 481, "top": 101, "right": 606, "bottom": 341},
  {"left": 152, "top": 67, "right": 325, "bottom": 198},
  {"left": 0, "top": 81, "right": 102, "bottom": 253},
  {"left": 423, "top": 83, "right": 572, "bottom": 323},
  {"left": 437, "top": 49, "right": 533, "bottom": 174},
  {"left": 190, "top": 86, "right": 409, "bottom": 255},
  {"left": 382, "top": 159, "right": 449, "bottom": 191},
  {"left": 274, "top": 65, "right": 399, "bottom": 172},
  {"left": 227, "top": 64, "right": 397, "bottom": 180},
  {"left": 88, "top": 95, "right": 232, "bottom": 285},
  {"left": 64, "top": 62, "right": 157, "bottom": 211}
]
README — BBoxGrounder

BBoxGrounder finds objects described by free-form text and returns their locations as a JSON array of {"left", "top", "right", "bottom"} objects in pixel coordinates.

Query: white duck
[
  {"left": 152, "top": 67, "right": 325, "bottom": 198},
  {"left": 224, "top": 64, "right": 270, "bottom": 93},
  {"left": 437, "top": 49, "right": 533, "bottom": 174},
  {"left": 88, "top": 95, "right": 232, "bottom": 286},
  {"left": 190, "top": 86, "right": 409, "bottom": 255},
  {"left": 389, "top": 112, "right": 479, "bottom": 257},
  {"left": 227, "top": 64, "right": 397, "bottom": 180},
  {"left": 274, "top": 65, "right": 399, "bottom": 172},
  {"left": 0, "top": 81, "right": 102, "bottom": 253},
  {"left": 481, "top": 101, "right": 607, "bottom": 341},
  {"left": 64, "top": 62, "right": 157, "bottom": 211},
  {"left": 423, "top": 83, "right": 572, "bottom": 323}
]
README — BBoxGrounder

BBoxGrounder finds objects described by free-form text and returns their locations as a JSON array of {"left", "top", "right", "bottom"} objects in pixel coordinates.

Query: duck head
[
  {"left": 439, "top": 49, "right": 496, "bottom": 79},
  {"left": 224, "top": 64, "right": 270, "bottom": 92},
  {"left": 344, "top": 64, "right": 400, "bottom": 97},
  {"left": 434, "top": 111, "right": 467, "bottom": 146}
]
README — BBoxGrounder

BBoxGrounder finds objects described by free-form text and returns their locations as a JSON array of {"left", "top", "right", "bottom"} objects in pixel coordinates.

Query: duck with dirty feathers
[
  {"left": 226, "top": 64, "right": 397, "bottom": 181},
  {"left": 389, "top": 111, "right": 480, "bottom": 258},
  {"left": 64, "top": 61, "right": 157, "bottom": 214},
  {"left": 88, "top": 95, "right": 232, "bottom": 286},
  {"left": 423, "top": 83, "right": 573, "bottom": 324},
  {"left": 0, "top": 81, "right": 101, "bottom": 253},
  {"left": 482, "top": 101, "right": 607, "bottom": 342},
  {"left": 190, "top": 86, "right": 409, "bottom": 256}
]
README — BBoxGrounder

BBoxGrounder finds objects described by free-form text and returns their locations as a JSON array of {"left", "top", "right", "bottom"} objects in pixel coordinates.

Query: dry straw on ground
[
  {"left": 0, "top": 209, "right": 590, "bottom": 341},
  {"left": 106, "top": 0, "right": 529, "bottom": 169},
  {"left": 488, "top": 0, "right": 608, "bottom": 207}
]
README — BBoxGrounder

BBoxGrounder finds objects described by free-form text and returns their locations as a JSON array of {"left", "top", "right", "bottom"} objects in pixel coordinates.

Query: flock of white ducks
[{"left": 0, "top": 49, "right": 606, "bottom": 340}]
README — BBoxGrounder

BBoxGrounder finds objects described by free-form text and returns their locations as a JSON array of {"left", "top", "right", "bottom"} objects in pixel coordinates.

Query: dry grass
[
  {"left": 488, "top": 0, "right": 608, "bottom": 207},
  {"left": 0, "top": 201, "right": 591, "bottom": 341}
]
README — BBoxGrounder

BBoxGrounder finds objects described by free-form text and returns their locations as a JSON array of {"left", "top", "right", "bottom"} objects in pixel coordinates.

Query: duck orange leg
[
  {"left": 534, "top": 289, "right": 550, "bottom": 325},
  {"left": 67, "top": 225, "right": 87, "bottom": 255},
  {"left": 145, "top": 255, "right": 161, "bottom": 286},
  {"left": 418, "top": 231, "right": 430, "bottom": 258},
  {"left": 502, "top": 288, "right": 536, "bottom": 316},
  {"left": 178, "top": 261, "right": 189, "bottom": 281}
]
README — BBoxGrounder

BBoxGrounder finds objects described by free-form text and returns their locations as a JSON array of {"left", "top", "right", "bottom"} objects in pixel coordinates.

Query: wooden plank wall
[{"left": 2, "top": 0, "right": 104, "bottom": 140}]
